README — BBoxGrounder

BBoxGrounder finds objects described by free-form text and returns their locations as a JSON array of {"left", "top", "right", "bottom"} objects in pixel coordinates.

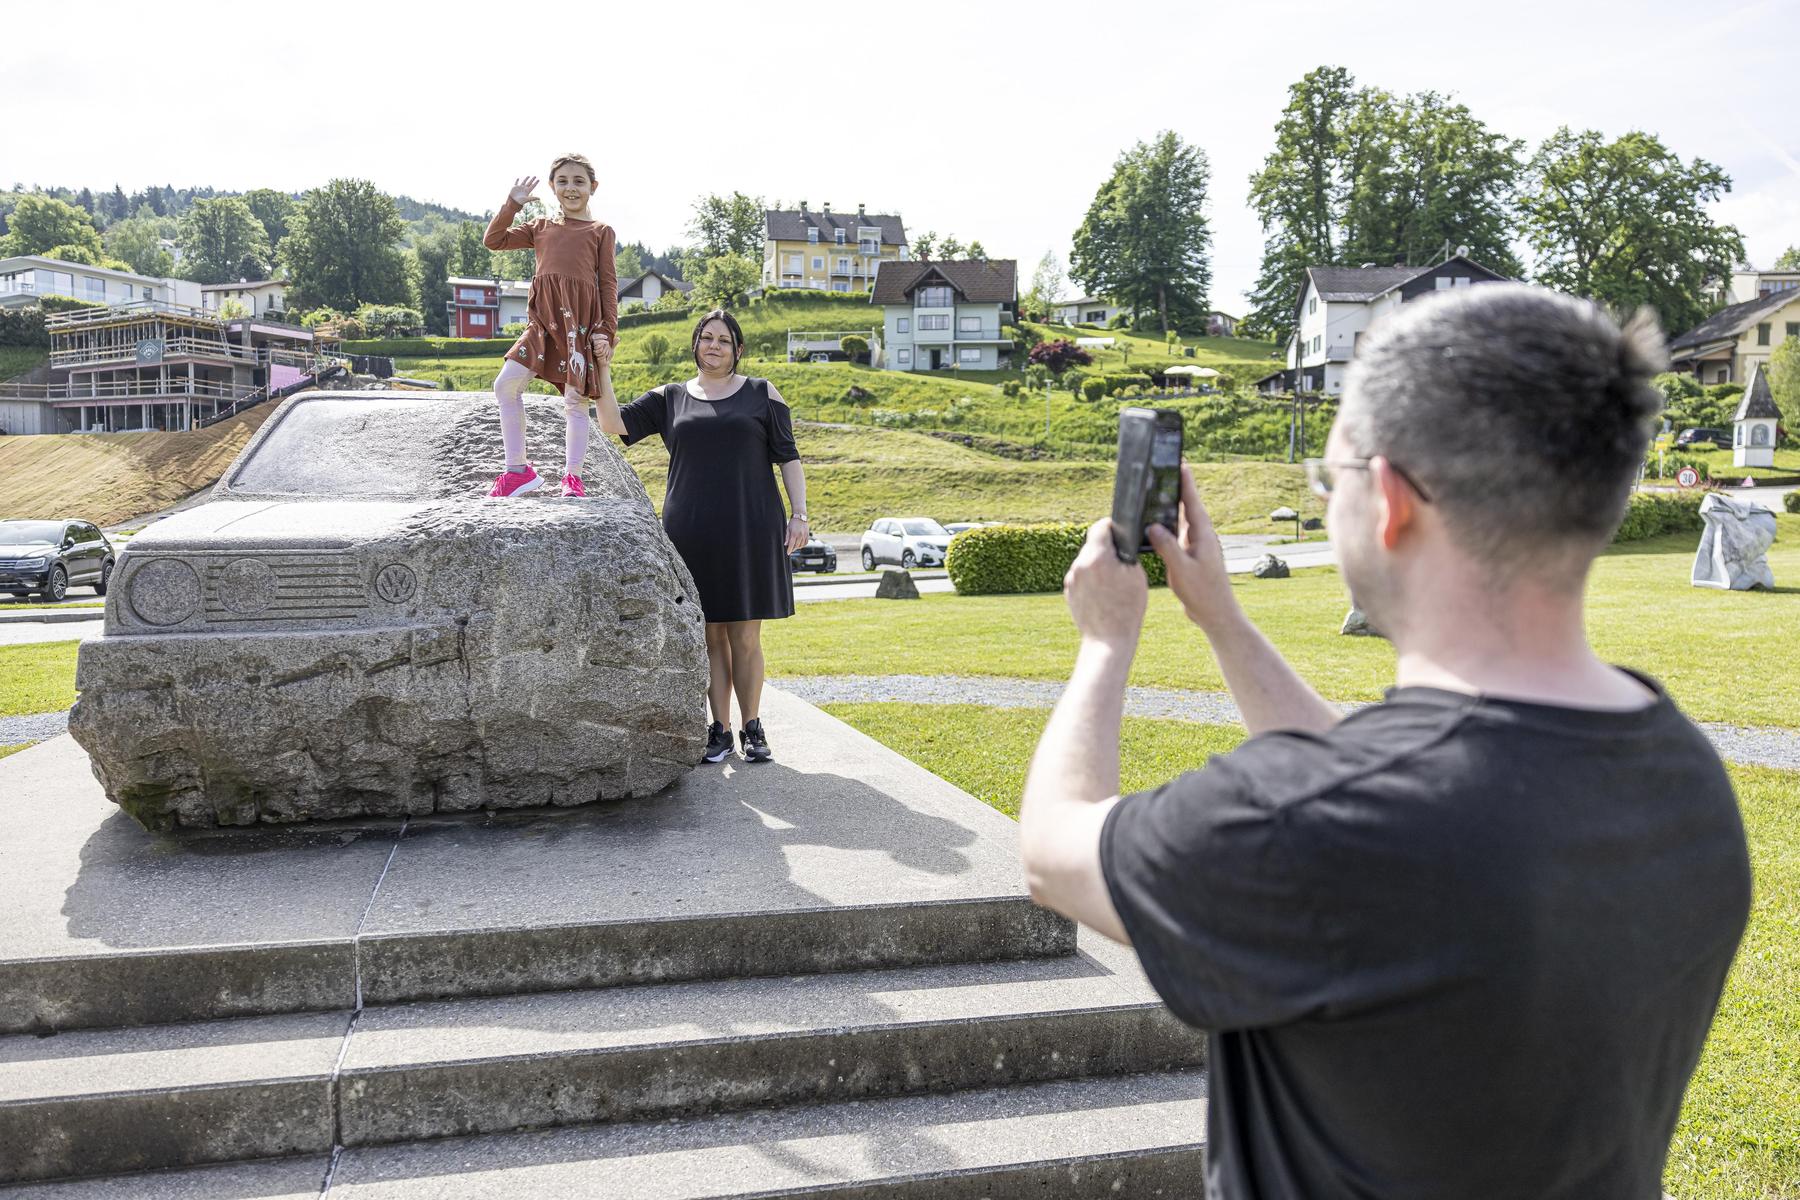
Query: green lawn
[
  {"left": 0, "top": 744, "right": 28, "bottom": 761},
  {"left": 0, "top": 346, "right": 47, "bottom": 382},
  {"left": 819, "top": 701, "right": 1798, "bottom": 1200},
  {"left": 769, "top": 516, "right": 1800, "bottom": 729},
  {"left": 0, "top": 640, "right": 79, "bottom": 718}
]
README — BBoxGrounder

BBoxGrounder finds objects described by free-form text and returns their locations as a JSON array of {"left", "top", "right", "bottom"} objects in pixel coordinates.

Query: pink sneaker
[
  {"left": 487, "top": 465, "right": 543, "bottom": 498},
  {"left": 560, "top": 474, "right": 586, "bottom": 498}
]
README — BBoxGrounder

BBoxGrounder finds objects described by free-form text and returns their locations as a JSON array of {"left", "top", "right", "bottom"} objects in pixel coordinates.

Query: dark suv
[
  {"left": 1676, "top": 427, "right": 1732, "bottom": 450},
  {"left": 0, "top": 519, "right": 115, "bottom": 601}
]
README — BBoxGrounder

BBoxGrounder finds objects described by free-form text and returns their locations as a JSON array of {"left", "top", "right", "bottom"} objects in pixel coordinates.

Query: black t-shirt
[{"left": 1100, "top": 675, "right": 1751, "bottom": 1200}]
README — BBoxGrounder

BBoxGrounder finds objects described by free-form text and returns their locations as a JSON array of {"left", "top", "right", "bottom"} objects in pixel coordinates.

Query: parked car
[
  {"left": 0, "top": 518, "right": 115, "bottom": 601},
  {"left": 945, "top": 521, "right": 1001, "bottom": 536},
  {"left": 861, "top": 517, "right": 952, "bottom": 570},
  {"left": 1676, "top": 427, "right": 1732, "bottom": 450},
  {"left": 788, "top": 538, "right": 837, "bottom": 574}
]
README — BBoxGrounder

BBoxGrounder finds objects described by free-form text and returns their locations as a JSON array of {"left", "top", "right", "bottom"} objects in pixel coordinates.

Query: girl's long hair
[{"left": 692, "top": 309, "right": 745, "bottom": 375}]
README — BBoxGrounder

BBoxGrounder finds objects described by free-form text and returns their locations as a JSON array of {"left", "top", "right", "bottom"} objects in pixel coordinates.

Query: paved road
[{"left": 0, "top": 618, "right": 104, "bottom": 646}]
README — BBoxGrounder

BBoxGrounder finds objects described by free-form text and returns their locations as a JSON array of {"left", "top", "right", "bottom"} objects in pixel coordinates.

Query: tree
[
  {"left": 687, "top": 253, "right": 759, "bottom": 310},
  {"left": 105, "top": 217, "right": 174, "bottom": 277},
  {"left": 106, "top": 185, "right": 130, "bottom": 223},
  {"left": 280, "top": 179, "right": 414, "bottom": 312},
  {"left": 688, "top": 192, "right": 765, "bottom": 260},
  {"left": 1244, "top": 66, "right": 1524, "bottom": 341},
  {"left": 178, "top": 197, "right": 272, "bottom": 284},
  {"left": 913, "top": 231, "right": 937, "bottom": 261},
  {"left": 839, "top": 334, "right": 869, "bottom": 364},
  {"left": 75, "top": 188, "right": 95, "bottom": 217},
  {"left": 241, "top": 189, "right": 295, "bottom": 246},
  {"left": 1028, "top": 338, "right": 1093, "bottom": 376},
  {"left": 1025, "top": 250, "right": 1066, "bottom": 320},
  {"left": 641, "top": 332, "right": 672, "bottom": 365},
  {"left": 615, "top": 242, "right": 644, "bottom": 279},
  {"left": 452, "top": 221, "right": 493, "bottom": 277},
  {"left": 1774, "top": 245, "right": 1800, "bottom": 271},
  {"left": 966, "top": 241, "right": 988, "bottom": 261},
  {"left": 0, "top": 194, "right": 103, "bottom": 258},
  {"left": 1518, "top": 127, "right": 1743, "bottom": 334},
  {"left": 937, "top": 234, "right": 966, "bottom": 261},
  {"left": 413, "top": 227, "right": 456, "bottom": 335},
  {"left": 1072, "top": 129, "right": 1213, "bottom": 335},
  {"left": 1768, "top": 336, "right": 1800, "bottom": 439}
]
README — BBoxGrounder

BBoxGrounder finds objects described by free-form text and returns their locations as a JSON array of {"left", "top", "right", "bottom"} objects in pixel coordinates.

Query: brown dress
[{"left": 483, "top": 196, "right": 619, "bottom": 399}]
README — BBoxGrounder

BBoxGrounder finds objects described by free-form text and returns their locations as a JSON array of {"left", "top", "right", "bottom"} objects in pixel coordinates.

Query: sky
[{"left": 7, "top": 0, "right": 1798, "bottom": 313}]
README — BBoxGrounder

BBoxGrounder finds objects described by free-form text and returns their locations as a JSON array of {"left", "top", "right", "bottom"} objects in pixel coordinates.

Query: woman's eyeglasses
[{"left": 1303, "top": 458, "right": 1432, "bottom": 502}]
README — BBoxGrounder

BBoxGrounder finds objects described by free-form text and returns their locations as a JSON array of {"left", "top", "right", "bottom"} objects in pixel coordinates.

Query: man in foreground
[{"left": 1019, "top": 285, "right": 1752, "bottom": 1199}]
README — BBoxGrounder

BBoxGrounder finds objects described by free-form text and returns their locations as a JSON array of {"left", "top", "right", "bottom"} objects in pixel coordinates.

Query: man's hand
[
  {"left": 1147, "top": 464, "right": 1240, "bottom": 633},
  {"left": 1064, "top": 519, "right": 1148, "bottom": 649},
  {"left": 509, "top": 176, "right": 538, "bottom": 206}
]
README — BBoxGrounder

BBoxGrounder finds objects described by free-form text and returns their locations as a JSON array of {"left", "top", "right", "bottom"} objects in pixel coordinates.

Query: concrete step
[
  {"left": 0, "top": 956, "right": 1203, "bottom": 1184},
  {"left": 2, "top": 1072, "right": 1207, "bottom": 1199}
]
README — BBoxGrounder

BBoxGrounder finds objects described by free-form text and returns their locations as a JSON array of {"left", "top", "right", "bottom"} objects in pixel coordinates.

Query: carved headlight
[
  {"left": 219, "top": 559, "right": 277, "bottom": 615},
  {"left": 128, "top": 559, "right": 202, "bottom": 626}
]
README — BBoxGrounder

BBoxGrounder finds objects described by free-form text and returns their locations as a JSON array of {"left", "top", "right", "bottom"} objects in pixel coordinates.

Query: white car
[
  {"left": 860, "top": 517, "right": 952, "bottom": 570},
  {"left": 944, "top": 521, "right": 1000, "bottom": 536}
]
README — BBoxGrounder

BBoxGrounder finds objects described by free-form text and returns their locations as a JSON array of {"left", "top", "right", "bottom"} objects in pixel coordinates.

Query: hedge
[
  {"left": 945, "top": 523, "right": 1166, "bottom": 595},
  {"left": 1611, "top": 492, "right": 1705, "bottom": 543}
]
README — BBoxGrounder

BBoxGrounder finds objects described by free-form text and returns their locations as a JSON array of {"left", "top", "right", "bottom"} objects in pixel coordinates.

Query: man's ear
[{"left": 1369, "top": 456, "right": 1419, "bottom": 550}]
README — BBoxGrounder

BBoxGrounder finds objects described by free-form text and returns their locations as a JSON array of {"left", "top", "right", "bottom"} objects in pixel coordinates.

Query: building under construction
[{"left": 0, "top": 300, "right": 335, "bottom": 436}]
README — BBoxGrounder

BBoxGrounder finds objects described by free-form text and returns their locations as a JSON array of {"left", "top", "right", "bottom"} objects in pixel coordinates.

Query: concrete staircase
[{"left": 0, "top": 691, "right": 1206, "bottom": 1196}]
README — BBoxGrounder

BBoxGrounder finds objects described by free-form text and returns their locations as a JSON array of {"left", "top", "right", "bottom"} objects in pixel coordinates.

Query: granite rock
[
  {"left": 1691, "top": 493, "right": 1777, "bottom": 591},
  {"left": 876, "top": 569, "right": 922, "bottom": 600},
  {"left": 1340, "top": 607, "right": 1382, "bottom": 637},
  {"left": 1251, "top": 554, "right": 1290, "bottom": 579},
  {"left": 68, "top": 392, "right": 708, "bottom": 830}
]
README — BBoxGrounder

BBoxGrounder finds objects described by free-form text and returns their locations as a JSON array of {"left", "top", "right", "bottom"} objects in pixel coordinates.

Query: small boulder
[
  {"left": 876, "top": 569, "right": 921, "bottom": 599},
  {"left": 1341, "top": 607, "right": 1383, "bottom": 638},
  {"left": 1251, "top": 554, "right": 1289, "bottom": 579}
]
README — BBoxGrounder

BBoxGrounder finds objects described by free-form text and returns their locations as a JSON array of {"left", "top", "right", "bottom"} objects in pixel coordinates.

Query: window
[
  {"left": 916, "top": 285, "right": 954, "bottom": 308},
  {"left": 1758, "top": 323, "right": 1771, "bottom": 346},
  {"left": 958, "top": 316, "right": 982, "bottom": 332},
  {"left": 1752, "top": 424, "right": 1771, "bottom": 446},
  {"left": 896, "top": 317, "right": 910, "bottom": 333},
  {"left": 85, "top": 276, "right": 106, "bottom": 300},
  {"left": 1788, "top": 323, "right": 1799, "bottom": 340},
  {"left": 786, "top": 254, "right": 802, "bottom": 272},
  {"left": 469, "top": 312, "right": 487, "bottom": 327},
  {"left": 1453, "top": 276, "right": 1471, "bottom": 288},
  {"left": 958, "top": 348, "right": 981, "bottom": 363},
  {"left": 1435, "top": 276, "right": 1453, "bottom": 290},
  {"left": 807, "top": 228, "right": 818, "bottom": 243},
  {"left": 919, "top": 314, "right": 950, "bottom": 330},
  {"left": 896, "top": 348, "right": 911, "bottom": 366},
  {"left": 836, "top": 258, "right": 850, "bottom": 272},
  {"left": 1308, "top": 296, "right": 1318, "bottom": 313},
  {"left": 860, "top": 239, "right": 879, "bottom": 254},
  {"left": 834, "top": 229, "right": 846, "bottom": 244},
  {"left": 812, "top": 256, "right": 823, "bottom": 270},
  {"left": 833, "top": 282, "right": 850, "bottom": 292},
  {"left": 457, "top": 287, "right": 485, "bottom": 303},
  {"left": 1086, "top": 310, "right": 1106, "bottom": 323}
]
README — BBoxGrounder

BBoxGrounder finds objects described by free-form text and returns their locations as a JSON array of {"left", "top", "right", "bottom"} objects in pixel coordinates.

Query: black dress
[{"left": 619, "top": 377, "right": 799, "bottom": 623}]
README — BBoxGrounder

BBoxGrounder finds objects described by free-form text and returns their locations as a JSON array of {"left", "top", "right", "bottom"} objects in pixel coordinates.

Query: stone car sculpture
[{"left": 68, "top": 391, "right": 708, "bottom": 830}]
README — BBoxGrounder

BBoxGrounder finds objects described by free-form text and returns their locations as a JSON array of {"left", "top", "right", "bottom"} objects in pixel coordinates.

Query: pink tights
[{"left": 493, "top": 359, "right": 590, "bottom": 477}]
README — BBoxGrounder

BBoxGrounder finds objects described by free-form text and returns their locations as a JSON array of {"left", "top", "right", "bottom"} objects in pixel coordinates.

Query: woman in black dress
[{"left": 595, "top": 309, "right": 809, "bottom": 764}]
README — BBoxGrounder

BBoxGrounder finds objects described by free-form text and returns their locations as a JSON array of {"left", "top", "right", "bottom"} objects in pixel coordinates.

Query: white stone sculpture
[{"left": 1690, "top": 493, "right": 1777, "bottom": 592}]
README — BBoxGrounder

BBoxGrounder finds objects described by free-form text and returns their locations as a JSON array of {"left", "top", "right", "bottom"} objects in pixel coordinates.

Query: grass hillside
[
  {"left": 0, "top": 348, "right": 48, "bottom": 382},
  {"left": 0, "top": 405, "right": 276, "bottom": 526}
]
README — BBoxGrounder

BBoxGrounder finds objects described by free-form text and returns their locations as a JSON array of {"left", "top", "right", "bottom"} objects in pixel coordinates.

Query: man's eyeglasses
[{"left": 1303, "top": 458, "right": 1432, "bottom": 502}]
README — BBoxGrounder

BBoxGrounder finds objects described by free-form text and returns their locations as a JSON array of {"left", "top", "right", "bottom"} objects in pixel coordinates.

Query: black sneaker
[
  {"left": 703, "top": 721, "right": 733, "bottom": 763},
  {"left": 739, "top": 718, "right": 772, "bottom": 763}
]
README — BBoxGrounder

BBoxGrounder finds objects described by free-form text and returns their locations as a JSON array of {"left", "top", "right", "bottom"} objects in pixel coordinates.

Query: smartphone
[{"left": 1111, "top": 408, "right": 1184, "bottom": 562}]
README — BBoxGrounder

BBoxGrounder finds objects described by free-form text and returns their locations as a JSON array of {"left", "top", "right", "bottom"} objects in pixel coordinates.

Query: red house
[{"left": 447, "top": 276, "right": 529, "bottom": 338}]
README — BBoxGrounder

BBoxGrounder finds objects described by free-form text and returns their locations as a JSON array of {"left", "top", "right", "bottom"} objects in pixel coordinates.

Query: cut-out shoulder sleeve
[{"left": 764, "top": 382, "right": 799, "bottom": 464}]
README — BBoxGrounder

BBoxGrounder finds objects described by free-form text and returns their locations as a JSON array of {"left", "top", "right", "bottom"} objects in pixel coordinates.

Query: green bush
[
  {"left": 499, "top": 322, "right": 526, "bottom": 338},
  {"left": 39, "top": 295, "right": 105, "bottom": 314},
  {"left": 0, "top": 307, "right": 48, "bottom": 348},
  {"left": 340, "top": 335, "right": 517, "bottom": 357},
  {"left": 839, "top": 334, "right": 869, "bottom": 363},
  {"left": 1001, "top": 380, "right": 1021, "bottom": 397},
  {"left": 1611, "top": 492, "right": 1705, "bottom": 543},
  {"left": 1081, "top": 378, "right": 1107, "bottom": 402},
  {"left": 1785, "top": 491, "right": 1800, "bottom": 514},
  {"left": 354, "top": 304, "right": 424, "bottom": 337},
  {"left": 946, "top": 523, "right": 1166, "bottom": 595},
  {"left": 1656, "top": 451, "right": 1712, "bottom": 482},
  {"left": 641, "top": 332, "right": 672, "bottom": 365}
]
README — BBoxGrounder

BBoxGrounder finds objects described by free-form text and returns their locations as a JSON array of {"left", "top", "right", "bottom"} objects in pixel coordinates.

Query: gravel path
[
  {"left": 775, "top": 673, "right": 1800, "bottom": 772},
  {"left": 0, "top": 710, "right": 70, "bottom": 746}
]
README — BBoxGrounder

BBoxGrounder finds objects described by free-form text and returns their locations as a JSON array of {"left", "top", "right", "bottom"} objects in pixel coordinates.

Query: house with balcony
[
  {"left": 200, "top": 279, "right": 290, "bottom": 319},
  {"left": 1709, "top": 262, "right": 1800, "bottom": 307},
  {"left": 0, "top": 255, "right": 199, "bottom": 311},
  {"left": 618, "top": 270, "right": 691, "bottom": 310},
  {"left": 446, "top": 276, "right": 531, "bottom": 338},
  {"left": 1669, "top": 288, "right": 1800, "bottom": 386},
  {"left": 1050, "top": 296, "right": 1122, "bottom": 326},
  {"left": 764, "top": 202, "right": 908, "bottom": 294},
  {"left": 872, "top": 259, "right": 1017, "bottom": 372},
  {"left": 0, "top": 300, "right": 327, "bottom": 435},
  {"left": 1263, "top": 255, "right": 1510, "bottom": 394}
]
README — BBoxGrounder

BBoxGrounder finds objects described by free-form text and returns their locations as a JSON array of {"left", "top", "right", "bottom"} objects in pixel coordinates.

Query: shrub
[
  {"left": 338, "top": 336, "right": 516, "bottom": 357},
  {"left": 1000, "top": 380, "right": 1021, "bottom": 397},
  {"left": 39, "top": 295, "right": 105, "bottom": 314},
  {"left": 1028, "top": 338, "right": 1093, "bottom": 375},
  {"left": 946, "top": 523, "right": 1166, "bottom": 595},
  {"left": 641, "top": 332, "right": 672, "bottom": 365},
  {"left": 354, "top": 304, "right": 424, "bottom": 337},
  {"left": 1611, "top": 492, "right": 1705, "bottom": 543},
  {"left": 870, "top": 408, "right": 908, "bottom": 427},
  {"left": 839, "top": 334, "right": 869, "bottom": 363},
  {"left": 499, "top": 322, "right": 526, "bottom": 338},
  {"left": 0, "top": 307, "right": 48, "bottom": 348},
  {"left": 1081, "top": 378, "right": 1107, "bottom": 402},
  {"left": 1656, "top": 451, "right": 1712, "bottom": 482},
  {"left": 1786, "top": 491, "right": 1800, "bottom": 514}
]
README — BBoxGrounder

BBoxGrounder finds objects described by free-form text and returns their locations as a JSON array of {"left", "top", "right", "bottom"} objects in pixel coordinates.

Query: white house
[
  {"left": 872, "top": 259, "right": 1017, "bottom": 372},
  {"left": 0, "top": 255, "right": 199, "bottom": 311},
  {"left": 1268, "top": 256, "right": 1510, "bottom": 394},
  {"left": 200, "top": 279, "right": 290, "bottom": 319},
  {"left": 1668, "top": 288, "right": 1800, "bottom": 386},
  {"left": 1734, "top": 366, "right": 1782, "bottom": 468},
  {"left": 617, "top": 270, "right": 691, "bottom": 310},
  {"left": 1715, "top": 263, "right": 1800, "bottom": 307},
  {"left": 1051, "top": 296, "right": 1122, "bottom": 326}
]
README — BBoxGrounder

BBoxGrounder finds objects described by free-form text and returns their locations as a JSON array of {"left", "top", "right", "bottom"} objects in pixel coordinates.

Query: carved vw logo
[{"left": 374, "top": 563, "right": 417, "bottom": 604}]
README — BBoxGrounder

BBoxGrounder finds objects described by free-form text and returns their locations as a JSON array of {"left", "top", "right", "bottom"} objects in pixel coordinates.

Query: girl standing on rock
[
  {"left": 482, "top": 153, "right": 618, "bottom": 498},
  {"left": 594, "top": 310, "right": 809, "bottom": 765}
]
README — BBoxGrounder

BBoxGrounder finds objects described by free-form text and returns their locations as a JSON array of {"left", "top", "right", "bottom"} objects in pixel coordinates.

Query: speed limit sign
[{"left": 1675, "top": 466, "right": 1700, "bottom": 488}]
